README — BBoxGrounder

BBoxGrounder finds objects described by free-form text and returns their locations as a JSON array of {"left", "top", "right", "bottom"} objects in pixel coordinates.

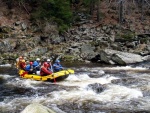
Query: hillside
[
  {"left": 0, "top": 1, "right": 30, "bottom": 26},
  {"left": 99, "top": 0, "right": 150, "bottom": 33},
  {"left": 0, "top": 0, "right": 150, "bottom": 33},
  {"left": 0, "top": 0, "right": 150, "bottom": 65}
]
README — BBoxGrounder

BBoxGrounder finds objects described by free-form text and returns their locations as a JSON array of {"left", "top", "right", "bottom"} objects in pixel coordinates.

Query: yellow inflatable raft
[{"left": 18, "top": 69, "right": 74, "bottom": 82}]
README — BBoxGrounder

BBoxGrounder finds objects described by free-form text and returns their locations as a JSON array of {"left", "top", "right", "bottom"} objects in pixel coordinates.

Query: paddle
[{"left": 51, "top": 73, "right": 57, "bottom": 83}]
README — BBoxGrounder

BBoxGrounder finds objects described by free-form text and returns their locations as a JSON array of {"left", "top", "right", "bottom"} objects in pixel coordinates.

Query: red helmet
[
  {"left": 43, "top": 62, "right": 48, "bottom": 67},
  {"left": 30, "top": 62, "right": 33, "bottom": 65}
]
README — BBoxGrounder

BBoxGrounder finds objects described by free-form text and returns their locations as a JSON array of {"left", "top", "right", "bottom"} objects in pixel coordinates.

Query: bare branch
[{"left": 145, "top": 0, "right": 150, "bottom": 7}]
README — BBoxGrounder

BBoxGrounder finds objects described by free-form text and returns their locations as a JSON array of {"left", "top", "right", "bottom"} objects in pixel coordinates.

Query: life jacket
[
  {"left": 16, "top": 58, "right": 24, "bottom": 69},
  {"left": 40, "top": 66, "right": 52, "bottom": 76},
  {"left": 25, "top": 65, "right": 32, "bottom": 71},
  {"left": 33, "top": 61, "right": 40, "bottom": 68},
  {"left": 53, "top": 63, "right": 63, "bottom": 72},
  {"left": 20, "top": 61, "right": 26, "bottom": 69}
]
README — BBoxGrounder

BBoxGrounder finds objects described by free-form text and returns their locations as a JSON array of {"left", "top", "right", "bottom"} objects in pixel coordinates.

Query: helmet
[
  {"left": 30, "top": 62, "right": 33, "bottom": 65},
  {"left": 55, "top": 60, "right": 60, "bottom": 63},
  {"left": 47, "top": 59, "right": 51, "bottom": 62},
  {"left": 36, "top": 58, "right": 40, "bottom": 61},
  {"left": 43, "top": 62, "right": 48, "bottom": 67}
]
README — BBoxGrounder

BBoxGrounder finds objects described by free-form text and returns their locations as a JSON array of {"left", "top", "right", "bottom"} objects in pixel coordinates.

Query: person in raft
[
  {"left": 53, "top": 59, "right": 64, "bottom": 72},
  {"left": 25, "top": 61, "right": 34, "bottom": 74},
  {"left": 40, "top": 62, "right": 53, "bottom": 76},
  {"left": 33, "top": 58, "right": 41, "bottom": 71},
  {"left": 16, "top": 56, "right": 26, "bottom": 70},
  {"left": 19, "top": 59, "right": 26, "bottom": 70},
  {"left": 47, "top": 59, "right": 53, "bottom": 72}
]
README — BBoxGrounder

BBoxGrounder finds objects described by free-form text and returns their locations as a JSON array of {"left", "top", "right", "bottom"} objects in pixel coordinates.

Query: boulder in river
[{"left": 21, "top": 103, "right": 56, "bottom": 113}]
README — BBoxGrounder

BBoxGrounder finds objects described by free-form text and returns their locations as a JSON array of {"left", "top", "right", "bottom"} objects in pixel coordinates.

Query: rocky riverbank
[{"left": 0, "top": 20, "right": 149, "bottom": 66}]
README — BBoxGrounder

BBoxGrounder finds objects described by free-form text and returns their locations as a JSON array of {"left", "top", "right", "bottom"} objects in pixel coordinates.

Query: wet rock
[
  {"left": 111, "top": 77, "right": 141, "bottom": 86},
  {"left": 111, "top": 53, "right": 143, "bottom": 65},
  {"left": 21, "top": 103, "right": 56, "bottom": 113},
  {"left": 142, "top": 55, "right": 150, "bottom": 61},
  {"left": 87, "top": 83, "right": 106, "bottom": 93},
  {"left": 99, "top": 50, "right": 115, "bottom": 64},
  {"left": 140, "top": 83, "right": 150, "bottom": 97},
  {"left": 102, "top": 49, "right": 143, "bottom": 65}
]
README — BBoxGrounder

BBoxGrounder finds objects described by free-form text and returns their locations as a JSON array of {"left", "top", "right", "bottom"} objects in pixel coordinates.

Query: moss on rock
[{"left": 62, "top": 55, "right": 78, "bottom": 62}]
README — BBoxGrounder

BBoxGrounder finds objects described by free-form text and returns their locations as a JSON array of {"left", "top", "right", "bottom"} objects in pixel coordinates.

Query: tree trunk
[
  {"left": 119, "top": 0, "right": 123, "bottom": 24},
  {"left": 97, "top": 0, "right": 100, "bottom": 22},
  {"left": 6, "top": 0, "right": 13, "bottom": 9},
  {"left": 141, "top": 0, "right": 144, "bottom": 21},
  {"left": 90, "top": 0, "right": 95, "bottom": 15}
]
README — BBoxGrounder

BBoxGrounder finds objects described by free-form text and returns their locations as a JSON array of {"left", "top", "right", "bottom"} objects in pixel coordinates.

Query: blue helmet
[{"left": 55, "top": 60, "right": 60, "bottom": 63}]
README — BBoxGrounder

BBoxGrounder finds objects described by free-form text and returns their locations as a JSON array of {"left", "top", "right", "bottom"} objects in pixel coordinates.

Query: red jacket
[
  {"left": 40, "top": 66, "right": 52, "bottom": 76},
  {"left": 20, "top": 62, "right": 26, "bottom": 69}
]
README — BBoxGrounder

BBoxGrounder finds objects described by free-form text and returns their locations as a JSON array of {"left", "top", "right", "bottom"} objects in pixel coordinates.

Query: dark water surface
[{"left": 0, "top": 61, "right": 150, "bottom": 113}]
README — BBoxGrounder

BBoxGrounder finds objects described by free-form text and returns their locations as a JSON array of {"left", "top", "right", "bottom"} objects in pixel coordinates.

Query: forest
[{"left": 4, "top": 0, "right": 150, "bottom": 33}]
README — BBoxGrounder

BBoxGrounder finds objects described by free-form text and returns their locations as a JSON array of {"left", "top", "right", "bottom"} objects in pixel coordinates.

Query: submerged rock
[
  {"left": 21, "top": 103, "right": 56, "bottom": 113},
  {"left": 87, "top": 83, "right": 106, "bottom": 93}
]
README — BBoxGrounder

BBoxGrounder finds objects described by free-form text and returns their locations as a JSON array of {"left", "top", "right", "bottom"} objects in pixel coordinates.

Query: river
[{"left": 0, "top": 61, "right": 150, "bottom": 113}]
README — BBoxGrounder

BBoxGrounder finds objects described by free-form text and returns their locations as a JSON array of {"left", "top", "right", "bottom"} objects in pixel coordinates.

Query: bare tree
[
  {"left": 97, "top": 0, "right": 100, "bottom": 21},
  {"left": 118, "top": 0, "right": 124, "bottom": 24}
]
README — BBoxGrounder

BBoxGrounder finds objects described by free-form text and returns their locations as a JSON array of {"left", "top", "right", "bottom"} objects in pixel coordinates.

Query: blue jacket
[
  {"left": 25, "top": 65, "right": 32, "bottom": 71},
  {"left": 53, "top": 63, "right": 63, "bottom": 72},
  {"left": 33, "top": 61, "right": 40, "bottom": 68}
]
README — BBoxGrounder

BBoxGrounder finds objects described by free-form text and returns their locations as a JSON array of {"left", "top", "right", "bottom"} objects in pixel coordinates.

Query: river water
[{"left": 0, "top": 61, "right": 150, "bottom": 113}]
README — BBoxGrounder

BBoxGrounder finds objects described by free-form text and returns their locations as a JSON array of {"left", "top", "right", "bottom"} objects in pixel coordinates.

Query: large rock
[
  {"left": 21, "top": 103, "right": 56, "bottom": 113},
  {"left": 99, "top": 50, "right": 115, "bottom": 64},
  {"left": 102, "top": 49, "right": 143, "bottom": 65}
]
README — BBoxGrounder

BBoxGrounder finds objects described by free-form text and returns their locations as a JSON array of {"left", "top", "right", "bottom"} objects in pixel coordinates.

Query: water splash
[
  {"left": 0, "top": 64, "right": 11, "bottom": 67},
  {"left": 58, "top": 73, "right": 119, "bottom": 88}
]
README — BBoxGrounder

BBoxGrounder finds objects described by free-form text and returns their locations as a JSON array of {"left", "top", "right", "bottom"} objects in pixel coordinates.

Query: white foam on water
[
  {"left": 0, "top": 96, "right": 46, "bottom": 112},
  {"left": 91, "top": 69, "right": 105, "bottom": 74},
  {"left": 102, "top": 66, "right": 148, "bottom": 71},
  {"left": 21, "top": 79, "right": 44, "bottom": 89},
  {"left": 0, "top": 64, "right": 11, "bottom": 67},
  {"left": 57, "top": 73, "right": 119, "bottom": 89},
  {"left": 39, "top": 84, "right": 143, "bottom": 105},
  {"left": 96, "top": 85, "right": 143, "bottom": 102},
  {"left": 5, "top": 76, "right": 44, "bottom": 89},
  {"left": 0, "top": 74, "right": 144, "bottom": 112},
  {"left": 0, "top": 74, "right": 13, "bottom": 79}
]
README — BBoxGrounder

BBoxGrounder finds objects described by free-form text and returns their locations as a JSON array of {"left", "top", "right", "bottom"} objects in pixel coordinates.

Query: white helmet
[
  {"left": 47, "top": 59, "right": 51, "bottom": 62},
  {"left": 36, "top": 58, "right": 40, "bottom": 61}
]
